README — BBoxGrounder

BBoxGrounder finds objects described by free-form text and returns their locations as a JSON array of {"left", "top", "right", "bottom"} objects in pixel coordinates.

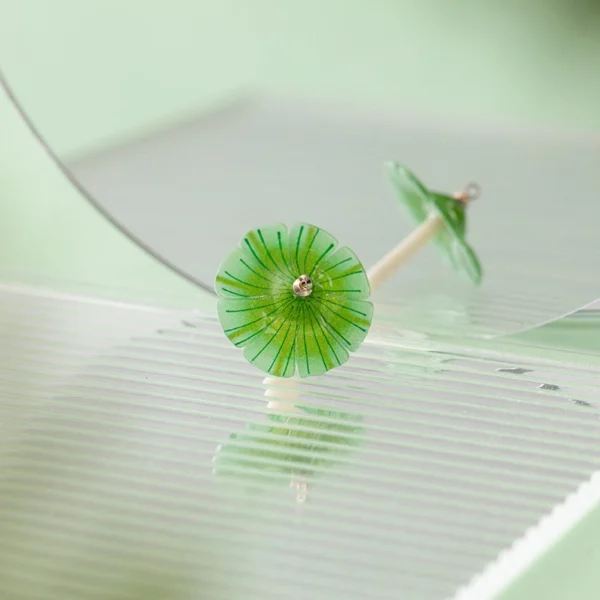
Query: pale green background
[
  {"left": 2, "top": 0, "right": 600, "bottom": 160},
  {"left": 1, "top": 2, "right": 600, "bottom": 598}
]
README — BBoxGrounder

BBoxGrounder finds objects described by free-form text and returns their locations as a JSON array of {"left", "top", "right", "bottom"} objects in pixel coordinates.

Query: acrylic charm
[
  {"left": 215, "top": 223, "right": 373, "bottom": 378},
  {"left": 367, "top": 162, "right": 483, "bottom": 290}
]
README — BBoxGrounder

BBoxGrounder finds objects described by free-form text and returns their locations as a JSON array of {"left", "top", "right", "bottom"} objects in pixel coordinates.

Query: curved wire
[{"left": 0, "top": 69, "right": 217, "bottom": 296}]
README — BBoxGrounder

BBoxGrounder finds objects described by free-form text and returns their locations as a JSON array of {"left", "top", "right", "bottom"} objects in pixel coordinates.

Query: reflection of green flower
[
  {"left": 382, "top": 346, "right": 449, "bottom": 380},
  {"left": 386, "top": 162, "right": 483, "bottom": 284},
  {"left": 213, "top": 407, "right": 364, "bottom": 486},
  {"left": 215, "top": 223, "right": 373, "bottom": 378}
]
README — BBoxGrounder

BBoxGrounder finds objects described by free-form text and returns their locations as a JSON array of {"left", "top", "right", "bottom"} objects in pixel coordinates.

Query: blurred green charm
[
  {"left": 213, "top": 405, "right": 365, "bottom": 502},
  {"left": 385, "top": 161, "right": 483, "bottom": 284},
  {"left": 215, "top": 223, "right": 373, "bottom": 378}
]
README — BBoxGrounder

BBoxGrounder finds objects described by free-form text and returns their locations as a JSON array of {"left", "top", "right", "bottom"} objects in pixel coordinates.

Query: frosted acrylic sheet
[
  {"left": 67, "top": 97, "right": 600, "bottom": 337},
  {"left": 1, "top": 282, "right": 600, "bottom": 600}
]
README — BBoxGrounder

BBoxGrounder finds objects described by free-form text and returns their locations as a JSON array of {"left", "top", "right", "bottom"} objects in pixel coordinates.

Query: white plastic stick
[
  {"left": 367, "top": 212, "right": 444, "bottom": 293},
  {"left": 263, "top": 376, "right": 301, "bottom": 410},
  {"left": 263, "top": 214, "right": 443, "bottom": 402}
]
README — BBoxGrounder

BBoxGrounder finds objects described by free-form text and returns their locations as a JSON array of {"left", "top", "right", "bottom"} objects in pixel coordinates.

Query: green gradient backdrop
[{"left": 2, "top": 0, "right": 600, "bottom": 159}]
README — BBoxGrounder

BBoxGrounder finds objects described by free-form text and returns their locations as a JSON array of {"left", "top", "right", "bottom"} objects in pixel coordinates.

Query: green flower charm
[
  {"left": 215, "top": 223, "right": 373, "bottom": 378},
  {"left": 386, "top": 161, "right": 483, "bottom": 284}
]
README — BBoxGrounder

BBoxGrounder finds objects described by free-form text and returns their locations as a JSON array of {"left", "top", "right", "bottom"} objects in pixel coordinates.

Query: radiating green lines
[{"left": 215, "top": 223, "right": 373, "bottom": 378}]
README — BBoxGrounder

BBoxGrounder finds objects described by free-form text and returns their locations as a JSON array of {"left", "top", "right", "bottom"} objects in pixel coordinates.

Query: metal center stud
[{"left": 292, "top": 274, "right": 313, "bottom": 297}]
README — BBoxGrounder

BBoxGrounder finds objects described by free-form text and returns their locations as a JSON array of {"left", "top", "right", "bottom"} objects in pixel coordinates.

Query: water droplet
[
  {"left": 570, "top": 398, "right": 592, "bottom": 408},
  {"left": 496, "top": 367, "right": 533, "bottom": 375},
  {"left": 538, "top": 383, "right": 560, "bottom": 391}
]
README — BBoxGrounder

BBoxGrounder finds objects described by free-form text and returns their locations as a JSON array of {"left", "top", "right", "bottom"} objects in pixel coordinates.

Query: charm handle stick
[{"left": 366, "top": 213, "right": 443, "bottom": 291}]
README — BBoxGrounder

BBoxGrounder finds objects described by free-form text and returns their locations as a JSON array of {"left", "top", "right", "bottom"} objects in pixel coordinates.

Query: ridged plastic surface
[{"left": 1, "top": 283, "right": 599, "bottom": 600}]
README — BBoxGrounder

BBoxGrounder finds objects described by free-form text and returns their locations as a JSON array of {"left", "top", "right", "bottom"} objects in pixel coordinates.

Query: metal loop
[{"left": 462, "top": 182, "right": 481, "bottom": 202}]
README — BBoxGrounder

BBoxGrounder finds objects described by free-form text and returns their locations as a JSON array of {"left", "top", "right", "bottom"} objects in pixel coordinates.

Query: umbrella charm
[
  {"left": 215, "top": 223, "right": 373, "bottom": 378},
  {"left": 367, "top": 161, "right": 483, "bottom": 291}
]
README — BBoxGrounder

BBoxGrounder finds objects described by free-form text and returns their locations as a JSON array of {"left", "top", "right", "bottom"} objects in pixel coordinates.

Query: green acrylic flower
[
  {"left": 215, "top": 223, "right": 373, "bottom": 378},
  {"left": 386, "top": 161, "right": 483, "bottom": 284}
]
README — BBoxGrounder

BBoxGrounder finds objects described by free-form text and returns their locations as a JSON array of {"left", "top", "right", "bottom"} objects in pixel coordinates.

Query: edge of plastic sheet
[{"left": 450, "top": 470, "right": 600, "bottom": 600}]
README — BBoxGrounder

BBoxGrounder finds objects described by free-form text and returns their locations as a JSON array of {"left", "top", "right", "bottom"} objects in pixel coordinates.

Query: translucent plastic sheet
[
  {"left": 64, "top": 97, "right": 600, "bottom": 337},
  {"left": 3, "top": 72, "right": 599, "bottom": 339},
  {"left": 1, "top": 280, "right": 599, "bottom": 600}
]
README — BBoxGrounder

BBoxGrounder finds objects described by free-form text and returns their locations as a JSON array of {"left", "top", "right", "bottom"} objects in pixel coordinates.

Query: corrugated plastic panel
[{"left": 0, "top": 282, "right": 599, "bottom": 599}]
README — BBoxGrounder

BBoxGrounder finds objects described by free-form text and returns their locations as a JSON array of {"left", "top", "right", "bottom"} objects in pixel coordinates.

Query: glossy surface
[
  {"left": 386, "top": 162, "right": 483, "bottom": 284},
  {"left": 215, "top": 223, "right": 373, "bottom": 377}
]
